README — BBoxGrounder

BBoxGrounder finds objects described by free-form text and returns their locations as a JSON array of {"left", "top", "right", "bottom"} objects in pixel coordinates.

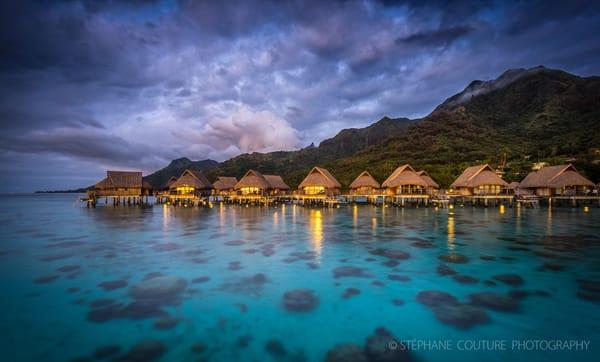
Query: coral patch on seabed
[
  {"left": 98, "top": 280, "right": 128, "bottom": 291},
  {"left": 342, "top": 287, "right": 361, "bottom": 299},
  {"left": 417, "top": 290, "right": 490, "bottom": 329},
  {"left": 432, "top": 302, "right": 490, "bottom": 329},
  {"left": 437, "top": 264, "right": 457, "bottom": 276},
  {"left": 332, "top": 266, "right": 372, "bottom": 279},
  {"left": 34, "top": 275, "right": 59, "bottom": 284},
  {"left": 365, "top": 327, "right": 411, "bottom": 362},
  {"left": 191, "top": 276, "right": 210, "bottom": 284},
  {"left": 416, "top": 290, "right": 458, "bottom": 307},
  {"left": 57, "top": 265, "right": 81, "bottom": 273},
  {"left": 438, "top": 253, "right": 469, "bottom": 264},
  {"left": 492, "top": 274, "right": 524, "bottom": 286},
  {"left": 453, "top": 275, "right": 479, "bottom": 284},
  {"left": 469, "top": 292, "right": 520, "bottom": 312},
  {"left": 265, "top": 339, "right": 287, "bottom": 358},
  {"left": 283, "top": 289, "right": 319, "bottom": 312},
  {"left": 87, "top": 275, "right": 188, "bottom": 323}
]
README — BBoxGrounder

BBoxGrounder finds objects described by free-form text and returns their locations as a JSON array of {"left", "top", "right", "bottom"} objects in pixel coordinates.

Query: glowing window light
[
  {"left": 176, "top": 186, "right": 195, "bottom": 194},
  {"left": 304, "top": 186, "right": 325, "bottom": 195},
  {"left": 240, "top": 187, "right": 260, "bottom": 195}
]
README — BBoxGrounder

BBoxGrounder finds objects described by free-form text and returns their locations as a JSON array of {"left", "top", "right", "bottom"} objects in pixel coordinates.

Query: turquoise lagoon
[{"left": 0, "top": 194, "right": 598, "bottom": 362}]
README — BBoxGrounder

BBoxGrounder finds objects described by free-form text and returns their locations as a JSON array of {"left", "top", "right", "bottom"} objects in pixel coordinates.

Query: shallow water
[{"left": 0, "top": 194, "right": 598, "bottom": 362}]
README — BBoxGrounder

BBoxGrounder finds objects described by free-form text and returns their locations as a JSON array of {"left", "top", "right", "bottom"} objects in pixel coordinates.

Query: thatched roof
[
  {"left": 298, "top": 167, "right": 342, "bottom": 189},
  {"left": 95, "top": 171, "right": 143, "bottom": 189},
  {"left": 416, "top": 170, "right": 439, "bottom": 188},
  {"left": 349, "top": 171, "right": 380, "bottom": 189},
  {"left": 508, "top": 181, "right": 520, "bottom": 189},
  {"left": 264, "top": 175, "right": 290, "bottom": 190},
  {"left": 234, "top": 170, "right": 289, "bottom": 190},
  {"left": 235, "top": 170, "right": 271, "bottom": 190},
  {"left": 170, "top": 169, "right": 213, "bottom": 190},
  {"left": 450, "top": 164, "right": 509, "bottom": 188},
  {"left": 164, "top": 176, "right": 178, "bottom": 189},
  {"left": 213, "top": 176, "right": 238, "bottom": 190},
  {"left": 382, "top": 164, "right": 428, "bottom": 187},
  {"left": 519, "top": 164, "right": 594, "bottom": 189}
]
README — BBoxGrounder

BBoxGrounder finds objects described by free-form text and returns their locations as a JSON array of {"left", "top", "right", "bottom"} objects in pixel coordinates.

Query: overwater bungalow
[
  {"left": 88, "top": 171, "right": 151, "bottom": 206},
  {"left": 507, "top": 181, "right": 520, "bottom": 195},
  {"left": 450, "top": 164, "right": 509, "bottom": 196},
  {"left": 416, "top": 170, "right": 440, "bottom": 195},
  {"left": 169, "top": 169, "right": 213, "bottom": 197},
  {"left": 382, "top": 164, "right": 428, "bottom": 195},
  {"left": 518, "top": 164, "right": 594, "bottom": 197},
  {"left": 298, "top": 167, "right": 341, "bottom": 196},
  {"left": 212, "top": 176, "right": 238, "bottom": 196},
  {"left": 263, "top": 175, "right": 291, "bottom": 195},
  {"left": 163, "top": 176, "right": 178, "bottom": 191},
  {"left": 349, "top": 171, "right": 380, "bottom": 195},
  {"left": 234, "top": 170, "right": 290, "bottom": 196}
]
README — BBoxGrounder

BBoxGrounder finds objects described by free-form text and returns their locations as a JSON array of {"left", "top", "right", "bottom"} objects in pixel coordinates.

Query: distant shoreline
[{"left": 34, "top": 189, "right": 88, "bottom": 194}]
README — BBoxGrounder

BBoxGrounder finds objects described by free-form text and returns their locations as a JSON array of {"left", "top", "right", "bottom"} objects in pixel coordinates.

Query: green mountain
[{"left": 147, "top": 66, "right": 600, "bottom": 189}]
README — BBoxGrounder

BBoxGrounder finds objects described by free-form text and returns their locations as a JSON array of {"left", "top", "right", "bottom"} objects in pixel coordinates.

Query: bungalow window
[
  {"left": 477, "top": 185, "right": 500, "bottom": 195},
  {"left": 397, "top": 185, "right": 423, "bottom": 194},
  {"left": 240, "top": 187, "right": 260, "bottom": 195},
  {"left": 304, "top": 186, "right": 325, "bottom": 195},
  {"left": 176, "top": 186, "right": 195, "bottom": 194}
]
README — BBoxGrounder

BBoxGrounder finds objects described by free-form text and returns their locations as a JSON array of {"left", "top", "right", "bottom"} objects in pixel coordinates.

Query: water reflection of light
[
  {"left": 447, "top": 213, "right": 455, "bottom": 249},
  {"left": 499, "top": 204, "right": 505, "bottom": 214},
  {"left": 273, "top": 211, "right": 279, "bottom": 229},
  {"left": 353, "top": 205, "right": 358, "bottom": 228},
  {"left": 309, "top": 209, "right": 323, "bottom": 256},
  {"left": 292, "top": 204, "right": 297, "bottom": 224},
  {"left": 371, "top": 217, "right": 377, "bottom": 233},
  {"left": 162, "top": 204, "right": 171, "bottom": 231},
  {"left": 546, "top": 204, "right": 553, "bottom": 236},
  {"left": 219, "top": 202, "right": 226, "bottom": 228},
  {"left": 516, "top": 203, "right": 521, "bottom": 233}
]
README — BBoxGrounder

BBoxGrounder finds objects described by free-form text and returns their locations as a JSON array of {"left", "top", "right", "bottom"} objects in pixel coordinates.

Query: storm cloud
[{"left": 0, "top": 0, "right": 599, "bottom": 191}]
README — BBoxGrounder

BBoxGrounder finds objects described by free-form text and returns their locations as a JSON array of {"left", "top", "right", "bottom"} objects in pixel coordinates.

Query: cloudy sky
[{"left": 0, "top": 0, "right": 599, "bottom": 192}]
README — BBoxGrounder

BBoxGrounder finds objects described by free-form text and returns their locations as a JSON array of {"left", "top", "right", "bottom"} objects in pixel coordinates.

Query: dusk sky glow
[{"left": 1, "top": 0, "right": 599, "bottom": 192}]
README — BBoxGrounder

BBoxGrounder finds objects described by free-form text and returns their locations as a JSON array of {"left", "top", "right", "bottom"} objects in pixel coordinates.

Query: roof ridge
[
  {"left": 549, "top": 164, "right": 573, "bottom": 182},
  {"left": 467, "top": 164, "right": 490, "bottom": 181}
]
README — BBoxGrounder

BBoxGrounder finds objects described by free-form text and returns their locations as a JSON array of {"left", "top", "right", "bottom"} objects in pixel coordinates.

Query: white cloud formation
[{"left": 186, "top": 106, "right": 304, "bottom": 160}]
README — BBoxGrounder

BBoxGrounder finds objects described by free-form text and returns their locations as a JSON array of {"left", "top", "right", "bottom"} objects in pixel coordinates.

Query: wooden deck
[
  {"left": 83, "top": 194, "right": 150, "bottom": 208},
  {"left": 292, "top": 194, "right": 340, "bottom": 207}
]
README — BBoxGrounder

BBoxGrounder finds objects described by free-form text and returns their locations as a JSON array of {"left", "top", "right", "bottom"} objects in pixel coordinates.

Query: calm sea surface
[{"left": 0, "top": 194, "right": 598, "bottom": 362}]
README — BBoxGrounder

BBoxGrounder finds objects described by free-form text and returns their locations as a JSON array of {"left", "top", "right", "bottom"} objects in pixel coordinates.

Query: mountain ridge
[{"left": 144, "top": 66, "right": 600, "bottom": 189}]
